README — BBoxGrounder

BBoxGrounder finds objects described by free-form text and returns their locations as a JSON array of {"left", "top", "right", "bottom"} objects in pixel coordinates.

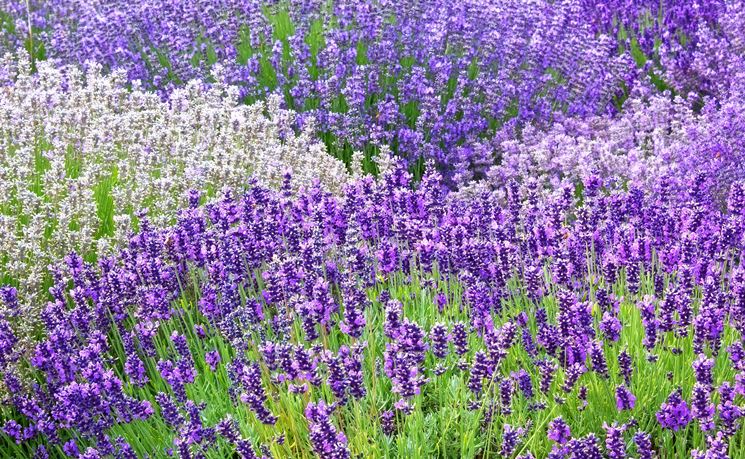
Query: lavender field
[{"left": 0, "top": 1, "right": 744, "bottom": 458}]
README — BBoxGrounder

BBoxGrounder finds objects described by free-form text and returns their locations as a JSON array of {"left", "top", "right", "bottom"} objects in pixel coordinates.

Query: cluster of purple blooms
[{"left": 0, "top": 157, "right": 743, "bottom": 456}]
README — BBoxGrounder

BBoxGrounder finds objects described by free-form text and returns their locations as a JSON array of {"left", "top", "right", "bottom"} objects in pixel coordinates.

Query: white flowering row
[
  {"left": 474, "top": 76, "right": 745, "bottom": 197},
  {"left": 0, "top": 52, "right": 351, "bottom": 326}
]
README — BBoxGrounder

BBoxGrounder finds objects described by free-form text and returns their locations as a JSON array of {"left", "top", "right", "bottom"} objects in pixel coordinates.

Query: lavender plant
[
  {"left": 0, "top": 1, "right": 744, "bottom": 458},
  {"left": 5, "top": 0, "right": 743, "bottom": 184},
  {"left": 0, "top": 52, "right": 351, "bottom": 341},
  {"left": 1, "top": 158, "right": 744, "bottom": 458}
]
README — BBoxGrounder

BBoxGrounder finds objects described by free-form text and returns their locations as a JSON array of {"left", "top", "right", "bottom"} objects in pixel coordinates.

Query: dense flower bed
[
  {"left": 2, "top": 159, "right": 745, "bottom": 457},
  {"left": 1, "top": 1, "right": 745, "bottom": 458},
  {"left": 2, "top": 0, "right": 639, "bottom": 180}
]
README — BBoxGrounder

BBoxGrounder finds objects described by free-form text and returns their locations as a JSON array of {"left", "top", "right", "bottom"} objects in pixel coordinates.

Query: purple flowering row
[
  {"left": 1, "top": 157, "right": 745, "bottom": 457},
  {"left": 4, "top": 0, "right": 743, "bottom": 182}
]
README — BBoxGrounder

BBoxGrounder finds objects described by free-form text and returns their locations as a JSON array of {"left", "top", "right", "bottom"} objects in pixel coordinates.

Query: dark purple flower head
[
  {"left": 691, "top": 382, "right": 715, "bottom": 432},
  {"left": 599, "top": 311, "right": 622, "bottom": 342},
  {"left": 500, "top": 378, "right": 514, "bottom": 415},
  {"left": 547, "top": 417, "right": 571, "bottom": 444},
  {"left": 383, "top": 299, "right": 404, "bottom": 339},
  {"left": 3, "top": 420, "right": 22, "bottom": 444},
  {"left": 429, "top": 323, "right": 449, "bottom": 359},
  {"left": 305, "top": 400, "right": 350, "bottom": 459},
  {"left": 562, "top": 363, "right": 586, "bottom": 393},
  {"left": 633, "top": 431, "right": 653, "bottom": 459},
  {"left": 691, "top": 431, "right": 729, "bottom": 459},
  {"left": 468, "top": 351, "right": 492, "bottom": 395},
  {"left": 692, "top": 354, "right": 715, "bottom": 387},
  {"left": 589, "top": 340, "right": 609, "bottom": 378},
  {"left": 657, "top": 388, "right": 691, "bottom": 431},
  {"left": 500, "top": 424, "right": 525, "bottom": 457},
  {"left": 567, "top": 433, "right": 602, "bottom": 459},
  {"left": 603, "top": 422, "right": 626, "bottom": 459},
  {"left": 615, "top": 385, "right": 636, "bottom": 411},
  {"left": 512, "top": 369, "right": 534, "bottom": 399},
  {"left": 380, "top": 410, "right": 396, "bottom": 436},
  {"left": 617, "top": 349, "right": 633, "bottom": 385},
  {"left": 451, "top": 322, "right": 469, "bottom": 356},
  {"left": 537, "top": 359, "right": 558, "bottom": 393},
  {"left": 205, "top": 350, "right": 221, "bottom": 371}
]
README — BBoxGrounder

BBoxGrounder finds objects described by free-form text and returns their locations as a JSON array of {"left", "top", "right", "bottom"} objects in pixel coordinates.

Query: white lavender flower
[{"left": 0, "top": 51, "right": 351, "bottom": 332}]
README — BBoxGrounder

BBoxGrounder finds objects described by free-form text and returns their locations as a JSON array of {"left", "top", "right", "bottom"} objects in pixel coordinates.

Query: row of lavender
[
  {"left": 2, "top": 160, "right": 745, "bottom": 457},
  {"left": 2, "top": 0, "right": 743, "bottom": 182}
]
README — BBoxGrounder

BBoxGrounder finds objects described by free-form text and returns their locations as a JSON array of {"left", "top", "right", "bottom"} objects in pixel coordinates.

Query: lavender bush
[
  {"left": 0, "top": 52, "right": 350, "bottom": 341},
  {"left": 474, "top": 72, "right": 745, "bottom": 199},
  {"left": 1, "top": 158, "right": 745, "bottom": 457},
  {"left": 2, "top": 0, "right": 642, "bottom": 180}
]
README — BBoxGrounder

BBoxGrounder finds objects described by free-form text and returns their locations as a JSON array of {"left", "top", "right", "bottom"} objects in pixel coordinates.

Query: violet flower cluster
[
  {"left": 0, "top": 157, "right": 743, "bottom": 457},
  {"left": 5, "top": 0, "right": 744, "bottom": 182},
  {"left": 0, "top": 0, "right": 644, "bottom": 181}
]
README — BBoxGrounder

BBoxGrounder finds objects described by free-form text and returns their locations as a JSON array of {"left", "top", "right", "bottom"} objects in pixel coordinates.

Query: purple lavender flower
[
  {"left": 603, "top": 422, "right": 626, "bottom": 459},
  {"left": 63, "top": 440, "right": 80, "bottom": 457},
  {"left": 521, "top": 328, "right": 537, "bottom": 358},
  {"left": 562, "top": 363, "right": 586, "bottom": 393},
  {"left": 547, "top": 417, "right": 571, "bottom": 445},
  {"left": 435, "top": 293, "right": 448, "bottom": 313},
  {"left": 156, "top": 392, "right": 184, "bottom": 429},
  {"left": 589, "top": 340, "right": 609, "bottom": 378},
  {"left": 383, "top": 299, "right": 404, "bottom": 339},
  {"left": 385, "top": 318, "right": 428, "bottom": 402},
  {"left": 537, "top": 359, "right": 558, "bottom": 393},
  {"left": 339, "top": 282, "right": 367, "bottom": 338},
  {"left": 451, "top": 322, "right": 469, "bottom": 357},
  {"left": 468, "top": 351, "right": 492, "bottom": 395},
  {"left": 718, "top": 382, "right": 743, "bottom": 436},
  {"left": 512, "top": 369, "right": 534, "bottom": 399},
  {"left": 617, "top": 349, "right": 633, "bottom": 385},
  {"left": 501, "top": 424, "right": 525, "bottom": 457},
  {"left": 691, "top": 383, "right": 715, "bottom": 432},
  {"left": 305, "top": 401, "right": 350, "bottom": 459},
  {"left": 34, "top": 445, "right": 49, "bottom": 459},
  {"left": 578, "top": 385, "right": 589, "bottom": 411},
  {"left": 3, "top": 420, "right": 22, "bottom": 444},
  {"left": 568, "top": 433, "right": 602, "bottom": 459},
  {"left": 429, "top": 323, "right": 449, "bottom": 359},
  {"left": 380, "top": 410, "right": 396, "bottom": 436},
  {"left": 500, "top": 378, "right": 514, "bottom": 415},
  {"left": 637, "top": 297, "right": 659, "bottom": 350},
  {"left": 232, "top": 361, "right": 277, "bottom": 425},
  {"left": 341, "top": 344, "right": 366, "bottom": 400},
  {"left": 599, "top": 312, "right": 622, "bottom": 342},
  {"left": 692, "top": 354, "right": 715, "bottom": 387},
  {"left": 615, "top": 385, "right": 636, "bottom": 411},
  {"left": 657, "top": 388, "right": 691, "bottom": 431},
  {"left": 326, "top": 350, "right": 348, "bottom": 403},
  {"left": 205, "top": 350, "right": 221, "bottom": 372},
  {"left": 633, "top": 431, "right": 653, "bottom": 459},
  {"left": 691, "top": 431, "right": 729, "bottom": 459}
]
